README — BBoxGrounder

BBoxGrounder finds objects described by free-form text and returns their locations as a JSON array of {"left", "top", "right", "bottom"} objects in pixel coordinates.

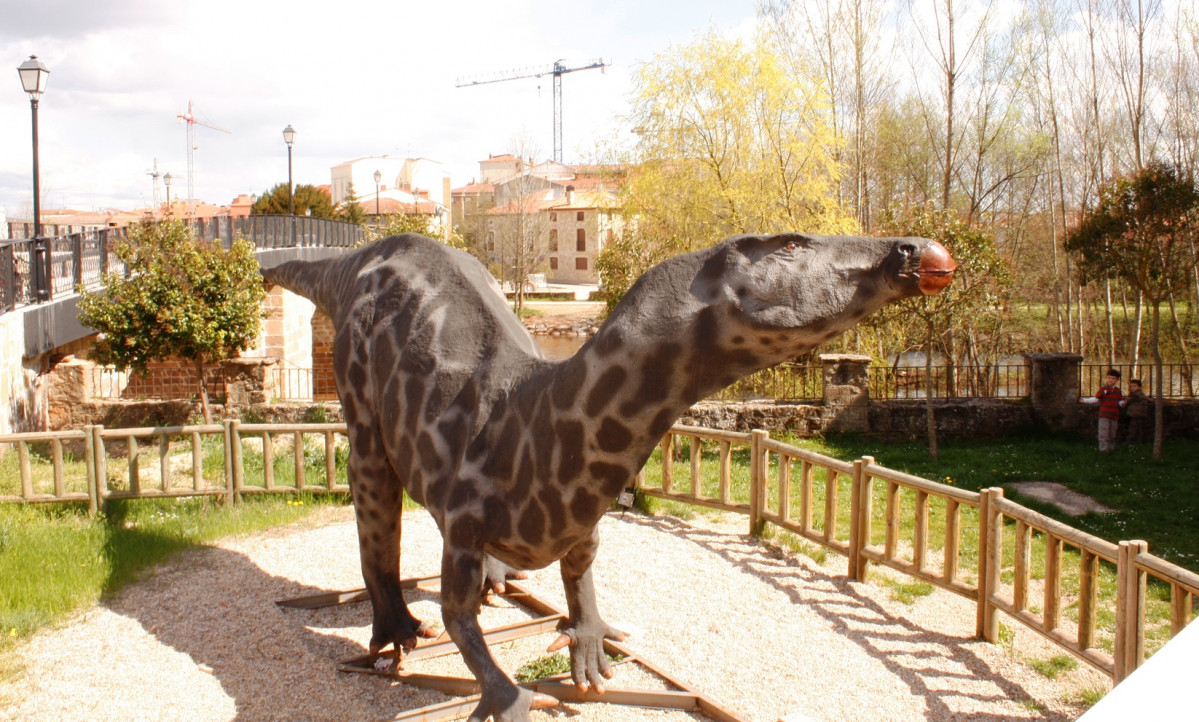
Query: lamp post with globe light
[{"left": 17, "top": 55, "right": 50, "bottom": 302}]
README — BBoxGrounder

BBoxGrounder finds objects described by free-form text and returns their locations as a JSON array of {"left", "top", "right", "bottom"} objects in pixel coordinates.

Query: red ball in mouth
[{"left": 917, "top": 240, "right": 956, "bottom": 295}]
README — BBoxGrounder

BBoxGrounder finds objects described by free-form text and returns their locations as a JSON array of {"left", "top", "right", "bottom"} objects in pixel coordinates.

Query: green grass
[
  {"left": 0, "top": 493, "right": 349, "bottom": 655},
  {"left": 882, "top": 578, "right": 935, "bottom": 604},
  {"left": 1027, "top": 654, "right": 1079, "bottom": 679}
]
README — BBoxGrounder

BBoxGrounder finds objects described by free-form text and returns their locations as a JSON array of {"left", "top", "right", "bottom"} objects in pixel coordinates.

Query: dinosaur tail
[{"left": 260, "top": 258, "right": 343, "bottom": 319}]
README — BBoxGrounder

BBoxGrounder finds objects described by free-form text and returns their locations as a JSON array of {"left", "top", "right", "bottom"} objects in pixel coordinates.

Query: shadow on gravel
[
  {"left": 620, "top": 513, "right": 1074, "bottom": 722},
  {"left": 103, "top": 543, "right": 450, "bottom": 720}
]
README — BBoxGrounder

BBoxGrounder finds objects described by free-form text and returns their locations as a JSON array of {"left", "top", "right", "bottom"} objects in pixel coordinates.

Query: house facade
[{"left": 468, "top": 157, "right": 625, "bottom": 285}]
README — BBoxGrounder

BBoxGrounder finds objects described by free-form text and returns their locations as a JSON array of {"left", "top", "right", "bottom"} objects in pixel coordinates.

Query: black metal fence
[
  {"left": 1, "top": 215, "right": 364, "bottom": 313},
  {"left": 1080, "top": 362, "right": 1199, "bottom": 398}
]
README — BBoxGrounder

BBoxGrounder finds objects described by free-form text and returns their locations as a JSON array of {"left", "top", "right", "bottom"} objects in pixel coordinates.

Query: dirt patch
[{"left": 1006, "top": 482, "right": 1115, "bottom": 516}]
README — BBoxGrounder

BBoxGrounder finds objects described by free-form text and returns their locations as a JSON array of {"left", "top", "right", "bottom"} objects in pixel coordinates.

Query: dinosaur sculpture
[{"left": 261, "top": 232, "right": 954, "bottom": 721}]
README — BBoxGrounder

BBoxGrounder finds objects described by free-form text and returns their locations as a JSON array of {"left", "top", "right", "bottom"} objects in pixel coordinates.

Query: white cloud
[{"left": 0, "top": 0, "right": 759, "bottom": 218}]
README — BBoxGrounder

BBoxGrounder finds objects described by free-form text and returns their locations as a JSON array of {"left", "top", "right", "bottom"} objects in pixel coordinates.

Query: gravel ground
[{"left": 0, "top": 506, "right": 1108, "bottom": 721}]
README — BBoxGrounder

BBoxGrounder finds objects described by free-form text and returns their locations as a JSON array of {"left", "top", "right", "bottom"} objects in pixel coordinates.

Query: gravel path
[{"left": 1, "top": 507, "right": 1107, "bottom": 721}]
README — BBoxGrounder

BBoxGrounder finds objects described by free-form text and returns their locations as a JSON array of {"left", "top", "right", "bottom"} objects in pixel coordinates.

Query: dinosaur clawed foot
[
  {"left": 482, "top": 555, "right": 528, "bottom": 602},
  {"left": 466, "top": 686, "right": 557, "bottom": 722},
  {"left": 547, "top": 623, "right": 625, "bottom": 694}
]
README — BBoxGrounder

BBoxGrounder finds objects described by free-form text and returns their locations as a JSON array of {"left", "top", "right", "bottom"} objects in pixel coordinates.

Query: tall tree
[
  {"left": 608, "top": 30, "right": 853, "bottom": 308},
  {"left": 1066, "top": 162, "right": 1199, "bottom": 458},
  {"left": 77, "top": 219, "right": 266, "bottom": 424}
]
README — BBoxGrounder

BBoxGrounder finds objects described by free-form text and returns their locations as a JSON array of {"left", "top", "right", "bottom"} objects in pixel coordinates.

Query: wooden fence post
[
  {"left": 848, "top": 456, "right": 873, "bottom": 581},
  {"left": 749, "top": 430, "right": 769, "bottom": 536},
  {"left": 1115, "top": 539, "right": 1149, "bottom": 683},
  {"left": 84, "top": 424, "right": 99, "bottom": 515},
  {"left": 977, "top": 487, "right": 1004, "bottom": 641},
  {"left": 224, "top": 419, "right": 242, "bottom": 504},
  {"left": 92, "top": 425, "right": 108, "bottom": 502},
  {"left": 661, "top": 433, "right": 674, "bottom": 494}
]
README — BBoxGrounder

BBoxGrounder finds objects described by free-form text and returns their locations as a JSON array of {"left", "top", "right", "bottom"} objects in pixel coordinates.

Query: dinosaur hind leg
[{"left": 346, "top": 426, "right": 432, "bottom": 654}]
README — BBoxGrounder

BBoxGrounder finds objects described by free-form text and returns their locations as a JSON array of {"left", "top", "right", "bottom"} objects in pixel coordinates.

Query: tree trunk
[
  {"left": 1152, "top": 300, "right": 1163, "bottom": 460},
  {"left": 195, "top": 358, "right": 213, "bottom": 425},
  {"left": 925, "top": 319, "right": 939, "bottom": 460}
]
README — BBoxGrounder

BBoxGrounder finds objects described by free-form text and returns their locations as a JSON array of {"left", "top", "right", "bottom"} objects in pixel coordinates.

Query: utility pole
[{"left": 456, "top": 58, "right": 609, "bottom": 163}]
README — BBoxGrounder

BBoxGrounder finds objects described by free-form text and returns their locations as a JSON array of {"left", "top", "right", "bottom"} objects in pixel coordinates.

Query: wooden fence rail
[
  {"left": 2, "top": 420, "right": 1196, "bottom": 687},
  {"left": 635, "top": 424, "right": 1199, "bottom": 686}
]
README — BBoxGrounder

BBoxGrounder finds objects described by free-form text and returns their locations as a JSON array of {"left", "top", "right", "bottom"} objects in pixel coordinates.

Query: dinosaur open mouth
[{"left": 916, "top": 240, "right": 955, "bottom": 294}]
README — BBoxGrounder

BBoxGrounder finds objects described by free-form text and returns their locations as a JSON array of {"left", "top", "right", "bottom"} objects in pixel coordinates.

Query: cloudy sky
[{"left": 0, "top": 0, "right": 757, "bottom": 218}]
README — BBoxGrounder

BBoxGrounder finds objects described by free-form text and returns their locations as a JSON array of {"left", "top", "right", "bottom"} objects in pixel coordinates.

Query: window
[
  {"left": 576, "top": 228, "right": 586, "bottom": 251},
  {"left": 550, "top": 212, "right": 557, "bottom": 222},
  {"left": 550, "top": 257, "right": 558, "bottom": 270},
  {"left": 575, "top": 257, "right": 588, "bottom": 270},
  {"left": 487, "top": 231, "right": 494, "bottom": 251},
  {"left": 549, "top": 229, "right": 558, "bottom": 251},
  {"left": 576, "top": 211, "right": 585, "bottom": 222}
]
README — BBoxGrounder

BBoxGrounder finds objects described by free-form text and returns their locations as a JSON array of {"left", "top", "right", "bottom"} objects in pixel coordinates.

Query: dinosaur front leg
[
  {"left": 549, "top": 529, "right": 626, "bottom": 693},
  {"left": 440, "top": 538, "right": 555, "bottom": 721}
]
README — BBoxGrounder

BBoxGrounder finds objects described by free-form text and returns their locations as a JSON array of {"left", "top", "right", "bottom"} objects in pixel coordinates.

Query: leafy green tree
[
  {"left": 251, "top": 183, "right": 338, "bottom": 219},
  {"left": 873, "top": 206, "right": 1011, "bottom": 459},
  {"left": 340, "top": 183, "right": 367, "bottom": 225},
  {"left": 77, "top": 219, "right": 267, "bottom": 424},
  {"left": 1066, "top": 162, "right": 1199, "bottom": 459}
]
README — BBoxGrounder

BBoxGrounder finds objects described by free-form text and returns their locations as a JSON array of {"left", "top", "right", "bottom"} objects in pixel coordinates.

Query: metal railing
[
  {"left": 1, "top": 215, "right": 363, "bottom": 313},
  {"left": 1080, "top": 363, "right": 1199, "bottom": 398}
]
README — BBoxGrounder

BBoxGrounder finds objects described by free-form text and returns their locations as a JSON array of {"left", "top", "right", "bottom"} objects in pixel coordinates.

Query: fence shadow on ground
[{"left": 622, "top": 513, "right": 1064, "bottom": 720}]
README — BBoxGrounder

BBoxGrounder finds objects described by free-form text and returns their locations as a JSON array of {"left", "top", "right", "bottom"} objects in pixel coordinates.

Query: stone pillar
[
  {"left": 223, "top": 357, "right": 278, "bottom": 408},
  {"left": 821, "top": 354, "right": 872, "bottom": 433},
  {"left": 1024, "top": 353, "right": 1084, "bottom": 431}
]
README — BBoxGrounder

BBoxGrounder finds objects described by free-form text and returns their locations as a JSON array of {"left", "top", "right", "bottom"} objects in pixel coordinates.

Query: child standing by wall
[{"left": 1092, "top": 369, "right": 1124, "bottom": 451}]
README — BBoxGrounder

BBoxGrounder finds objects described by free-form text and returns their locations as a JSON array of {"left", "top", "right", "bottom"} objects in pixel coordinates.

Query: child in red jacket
[{"left": 1092, "top": 369, "right": 1124, "bottom": 451}]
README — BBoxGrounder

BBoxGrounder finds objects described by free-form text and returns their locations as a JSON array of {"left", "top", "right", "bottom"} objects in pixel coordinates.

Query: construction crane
[
  {"left": 176, "top": 101, "right": 230, "bottom": 216},
  {"left": 456, "top": 58, "right": 608, "bottom": 163},
  {"left": 145, "top": 158, "right": 161, "bottom": 209}
]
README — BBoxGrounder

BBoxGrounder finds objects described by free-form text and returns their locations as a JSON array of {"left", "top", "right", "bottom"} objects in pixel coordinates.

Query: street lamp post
[
  {"left": 18, "top": 55, "right": 50, "bottom": 302},
  {"left": 163, "top": 173, "right": 172, "bottom": 213},
  {"left": 282, "top": 124, "right": 296, "bottom": 245},
  {"left": 374, "top": 170, "right": 382, "bottom": 217}
]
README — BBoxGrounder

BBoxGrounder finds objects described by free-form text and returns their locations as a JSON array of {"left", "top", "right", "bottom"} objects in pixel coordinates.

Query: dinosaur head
[{"left": 682, "top": 233, "right": 955, "bottom": 359}]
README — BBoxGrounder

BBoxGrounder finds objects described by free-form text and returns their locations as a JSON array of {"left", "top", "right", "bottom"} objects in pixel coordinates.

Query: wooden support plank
[
  {"left": 159, "top": 434, "right": 171, "bottom": 492},
  {"left": 18, "top": 441, "right": 32, "bottom": 499},
  {"left": 1014, "top": 521, "right": 1031, "bottom": 612},
  {"left": 1044, "top": 534, "right": 1063, "bottom": 633},
  {"left": 127, "top": 436, "right": 140, "bottom": 496},
  {"left": 1079, "top": 549, "right": 1098, "bottom": 650},
  {"left": 799, "top": 460, "right": 814, "bottom": 534},
  {"left": 824, "top": 469, "right": 839, "bottom": 545},
  {"left": 51, "top": 438, "right": 65, "bottom": 498},
  {"left": 944, "top": 498, "right": 961, "bottom": 586},
  {"left": 689, "top": 435, "right": 701, "bottom": 498},
  {"left": 778, "top": 454, "right": 792, "bottom": 522},
  {"left": 325, "top": 431, "right": 337, "bottom": 490},
  {"left": 884, "top": 480, "right": 900, "bottom": 561},
  {"left": 717, "top": 440, "right": 731, "bottom": 504},
  {"left": 1171, "top": 584, "right": 1193, "bottom": 638},
  {"left": 661, "top": 434, "right": 673, "bottom": 494},
  {"left": 263, "top": 432, "right": 275, "bottom": 490},
  {"left": 913, "top": 489, "right": 928, "bottom": 572},
  {"left": 191, "top": 431, "right": 203, "bottom": 491},
  {"left": 294, "top": 430, "right": 305, "bottom": 490}
]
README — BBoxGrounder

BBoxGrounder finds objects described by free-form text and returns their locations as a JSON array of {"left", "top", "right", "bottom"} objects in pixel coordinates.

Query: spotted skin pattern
[{"left": 261, "top": 231, "right": 951, "bottom": 721}]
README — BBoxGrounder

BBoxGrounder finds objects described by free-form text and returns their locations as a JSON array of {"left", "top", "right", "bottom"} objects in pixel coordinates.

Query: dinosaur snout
[{"left": 916, "top": 240, "right": 955, "bottom": 295}]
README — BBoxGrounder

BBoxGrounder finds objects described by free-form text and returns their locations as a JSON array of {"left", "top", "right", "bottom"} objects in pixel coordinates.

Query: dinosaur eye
[{"left": 784, "top": 241, "right": 800, "bottom": 252}]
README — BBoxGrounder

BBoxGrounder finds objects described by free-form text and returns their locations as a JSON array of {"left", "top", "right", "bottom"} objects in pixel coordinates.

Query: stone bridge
[{"left": 0, "top": 216, "right": 361, "bottom": 434}]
